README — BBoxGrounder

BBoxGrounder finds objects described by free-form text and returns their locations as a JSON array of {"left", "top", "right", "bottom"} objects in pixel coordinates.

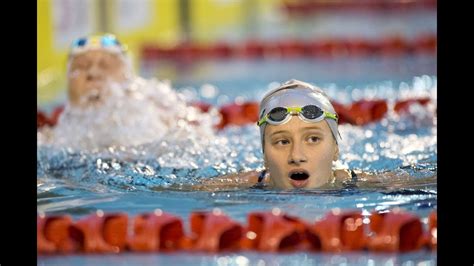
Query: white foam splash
[{"left": 38, "top": 77, "right": 219, "bottom": 151}]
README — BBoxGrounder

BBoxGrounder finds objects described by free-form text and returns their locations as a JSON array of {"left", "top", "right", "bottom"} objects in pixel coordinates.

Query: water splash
[
  {"left": 38, "top": 75, "right": 436, "bottom": 192},
  {"left": 38, "top": 77, "right": 218, "bottom": 150}
]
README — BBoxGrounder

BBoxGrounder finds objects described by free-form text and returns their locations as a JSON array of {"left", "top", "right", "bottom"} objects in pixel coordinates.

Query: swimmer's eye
[
  {"left": 72, "top": 60, "right": 91, "bottom": 70},
  {"left": 274, "top": 139, "right": 290, "bottom": 146},
  {"left": 99, "top": 57, "right": 118, "bottom": 69},
  {"left": 307, "top": 136, "right": 321, "bottom": 143},
  {"left": 99, "top": 60, "right": 112, "bottom": 69}
]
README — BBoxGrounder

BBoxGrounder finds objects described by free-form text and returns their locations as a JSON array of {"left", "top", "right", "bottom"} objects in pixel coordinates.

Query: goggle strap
[
  {"left": 324, "top": 111, "right": 338, "bottom": 121},
  {"left": 257, "top": 116, "right": 267, "bottom": 126}
]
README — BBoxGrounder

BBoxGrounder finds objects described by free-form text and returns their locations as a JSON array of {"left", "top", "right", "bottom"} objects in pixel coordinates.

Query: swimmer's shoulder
[
  {"left": 192, "top": 170, "right": 261, "bottom": 191},
  {"left": 333, "top": 168, "right": 352, "bottom": 182},
  {"left": 333, "top": 168, "right": 378, "bottom": 183},
  {"left": 233, "top": 170, "right": 261, "bottom": 184}
]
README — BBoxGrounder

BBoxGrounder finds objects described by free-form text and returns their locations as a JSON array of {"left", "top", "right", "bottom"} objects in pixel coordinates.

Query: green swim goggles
[{"left": 257, "top": 105, "right": 338, "bottom": 126}]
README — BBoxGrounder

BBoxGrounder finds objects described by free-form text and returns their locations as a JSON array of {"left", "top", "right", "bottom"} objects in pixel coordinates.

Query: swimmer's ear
[{"left": 333, "top": 146, "right": 339, "bottom": 161}]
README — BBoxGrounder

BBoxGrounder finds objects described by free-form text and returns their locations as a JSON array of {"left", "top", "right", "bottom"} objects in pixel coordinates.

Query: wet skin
[
  {"left": 263, "top": 116, "right": 339, "bottom": 189},
  {"left": 68, "top": 50, "right": 128, "bottom": 107}
]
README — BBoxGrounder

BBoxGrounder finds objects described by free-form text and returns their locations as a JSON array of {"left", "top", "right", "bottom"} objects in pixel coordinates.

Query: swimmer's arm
[
  {"left": 347, "top": 169, "right": 436, "bottom": 189},
  {"left": 192, "top": 170, "right": 260, "bottom": 191},
  {"left": 353, "top": 169, "right": 419, "bottom": 182},
  {"left": 333, "top": 168, "right": 436, "bottom": 189},
  {"left": 333, "top": 169, "right": 352, "bottom": 182},
  {"left": 333, "top": 169, "right": 378, "bottom": 182}
]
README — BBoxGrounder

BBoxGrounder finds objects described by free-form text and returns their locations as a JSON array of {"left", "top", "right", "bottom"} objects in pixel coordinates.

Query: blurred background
[
  {"left": 37, "top": 3, "right": 438, "bottom": 264},
  {"left": 37, "top": 0, "right": 436, "bottom": 108}
]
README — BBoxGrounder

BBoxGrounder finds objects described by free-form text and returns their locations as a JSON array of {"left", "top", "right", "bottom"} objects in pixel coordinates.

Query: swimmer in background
[
  {"left": 66, "top": 34, "right": 132, "bottom": 108},
  {"left": 38, "top": 34, "right": 216, "bottom": 149}
]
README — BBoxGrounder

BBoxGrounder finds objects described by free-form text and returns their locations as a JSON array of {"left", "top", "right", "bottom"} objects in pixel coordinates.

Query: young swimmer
[
  {"left": 66, "top": 34, "right": 133, "bottom": 107},
  {"left": 38, "top": 34, "right": 216, "bottom": 149},
  {"left": 192, "top": 79, "right": 361, "bottom": 191},
  {"left": 256, "top": 79, "right": 352, "bottom": 189}
]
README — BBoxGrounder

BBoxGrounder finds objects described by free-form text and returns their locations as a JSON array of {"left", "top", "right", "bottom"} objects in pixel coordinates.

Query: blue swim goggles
[
  {"left": 257, "top": 105, "right": 338, "bottom": 126},
  {"left": 70, "top": 34, "right": 126, "bottom": 55}
]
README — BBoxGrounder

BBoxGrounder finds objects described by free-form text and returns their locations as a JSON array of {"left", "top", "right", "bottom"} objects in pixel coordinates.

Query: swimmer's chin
[
  {"left": 73, "top": 95, "right": 105, "bottom": 108},
  {"left": 271, "top": 179, "right": 334, "bottom": 190}
]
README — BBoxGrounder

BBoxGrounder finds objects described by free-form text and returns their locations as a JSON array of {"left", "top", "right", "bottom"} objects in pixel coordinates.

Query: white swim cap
[
  {"left": 66, "top": 33, "right": 133, "bottom": 77},
  {"left": 258, "top": 79, "right": 341, "bottom": 153}
]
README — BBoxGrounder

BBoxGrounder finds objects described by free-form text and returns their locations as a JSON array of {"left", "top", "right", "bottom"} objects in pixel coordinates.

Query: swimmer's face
[
  {"left": 68, "top": 50, "right": 128, "bottom": 107},
  {"left": 264, "top": 116, "right": 338, "bottom": 189}
]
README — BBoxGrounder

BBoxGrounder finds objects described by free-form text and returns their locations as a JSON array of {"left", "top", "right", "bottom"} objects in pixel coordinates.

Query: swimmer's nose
[
  {"left": 288, "top": 142, "right": 307, "bottom": 164},
  {"left": 86, "top": 64, "right": 103, "bottom": 80}
]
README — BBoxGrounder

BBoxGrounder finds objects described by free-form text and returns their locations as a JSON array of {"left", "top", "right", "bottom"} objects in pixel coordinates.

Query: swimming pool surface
[{"left": 38, "top": 56, "right": 437, "bottom": 265}]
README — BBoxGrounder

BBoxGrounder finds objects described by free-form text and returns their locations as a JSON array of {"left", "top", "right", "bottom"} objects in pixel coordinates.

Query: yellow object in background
[
  {"left": 189, "top": 0, "right": 245, "bottom": 43},
  {"left": 37, "top": 0, "right": 283, "bottom": 106},
  {"left": 106, "top": 0, "right": 181, "bottom": 69},
  {"left": 37, "top": 0, "right": 181, "bottom": 106},
  {"left": 188, "top": 0, "right": 283, "bottom": 43}
]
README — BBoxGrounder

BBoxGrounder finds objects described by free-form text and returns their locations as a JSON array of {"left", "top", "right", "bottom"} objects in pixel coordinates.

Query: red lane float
[
  {"left": 309, "top": 209, "right": 366, "bottom": 252},
  {"left": 37, "top": 110, "right": 53, "bottom": 129},
  {"left": 367, "top": 208, "right": 424, "bottom": 252},
  {"left": 394, "top": 97, "right": 430, "bottom": 113},
  {"left": 37, "top": 106, "right": 65, "bottom": 129},
  {"left": 67, "top": 211, "right": 128, "bottom": 253},
  {"left": 128, "top": 210, "right": 184, "bottom": 252},
  {"left": 211, "top": 42, "right": 234, "bottom": 58},
  {"left": 346, "top": 99, "right": 388, "bottom": 125},
  {"left": 141, "top": 35, "right": 436, "bottom": 61},
  {"left": 216, "top": 102, "right": 259, "bottom": 130},
  {"left": 282, "top": 0, "right": 436, "bottom": 14},
  {"left": 50, "top": 106, "right": 64, "bottom": 125},
  {"left": 378, "top": 36, "right": 410, "bottom": 56},
  {"left": 189, "top": 210, "right": 243, "bottom": 252},
  {"left": 38, "top": 208, "right": 437, "bottom": 254},
  {"left": 331, "top": 102, "right": 355, "bottom": 125},
  {"left": 242, "top": 210, "right": 308, "bottom": 251},
  {"left": 37, "top": 214, "right": 74, "bottom": 253},
  {"left": 212, "top": 97, "right": 429, "bottom": 129},
  {"left": 191, "top": 102, "right": 213, "bottom": 113},
  {"left": 37, "top": 97, "right": 432, "bottom": 130},
  {"left": 426, "top": 211, "right": 437, "bottom": 249},
  {"left": 413, "top": 34, "right": 437, "bottom": 54}
]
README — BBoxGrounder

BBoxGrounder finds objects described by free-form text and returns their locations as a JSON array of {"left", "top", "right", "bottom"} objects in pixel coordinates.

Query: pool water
[{"left": 38, "top": 56, "right": 437, "bottom": 265}]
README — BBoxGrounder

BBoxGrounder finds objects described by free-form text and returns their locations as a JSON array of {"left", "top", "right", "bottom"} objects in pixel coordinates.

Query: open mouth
[
  {"left": 288, "top": 170, "right": 310, "bottom": 188},
  {"left": 289, "top": 170, "right": 310, "bottom": 181}
]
